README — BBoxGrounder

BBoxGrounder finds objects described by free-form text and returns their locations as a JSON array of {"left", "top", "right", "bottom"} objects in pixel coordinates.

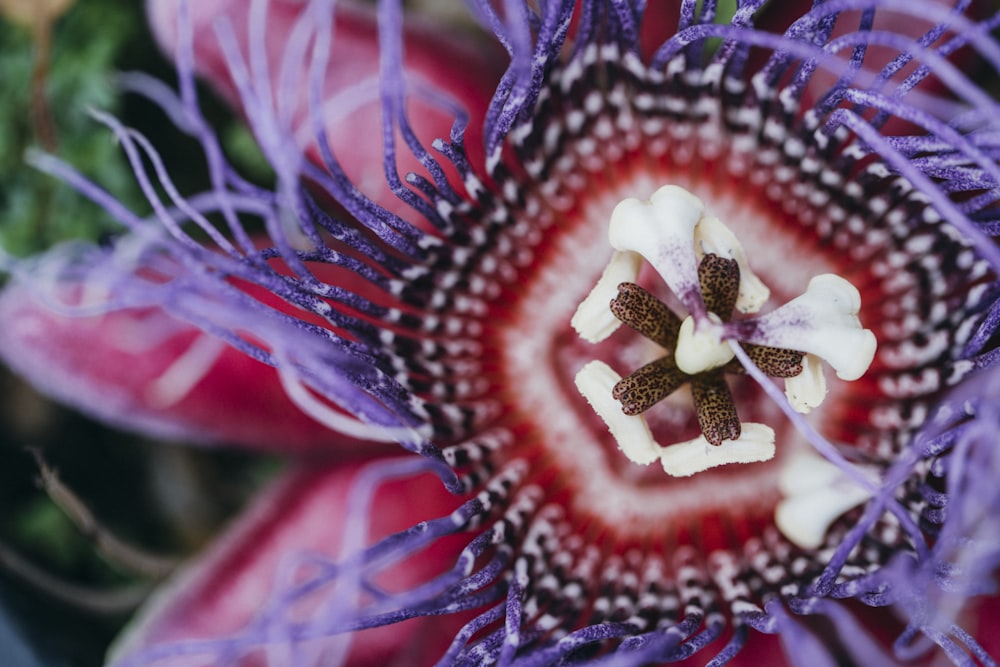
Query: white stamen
[
  {"left": 570, "top": 250, "right": 642, "bottom": 343},
  {"left": 775, "top": 450, "right": 878, "bottom": 550},
  {"left": 574, "top": 360, "right": 662, "bottom": 465},
  {"left": 569, "top": 183, "right": 877, "bottom": 479},
  {"left": 784, "top": 353, "right": 827, "bottom": 413},
  {"left": 693, "top": 215, "right": 770, "bottom": 314},
  {"left": 675, "top": 313, "right": 735, "bottom": 374},
  {"left": 659, "top": 423, "right": 775, "bottom": 477},
  {"left": 745, "top": 274, "right": 877, "bottom": 382},
  {"left": 608, "top": 185, "right": 705, "bottom": 310}
]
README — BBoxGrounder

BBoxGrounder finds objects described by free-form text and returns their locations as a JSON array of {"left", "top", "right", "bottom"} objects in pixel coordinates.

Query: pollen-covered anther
[
  {"left": 609, "top": 282, "right": 681, "bottom": 349},
  {"left": 674, "top": 253, "right": 740, "bottom": 374},
  {"left": 691, "top": 371, "right": 741, "bottom": 447},
  {"left": 612, "top": 356, "right": 686, "bottom": 415},
  {"left": 694, "top": 217, "right": 769, "bottom": 314},
  {"left": 574, "top": 360, "right": 776, "bottom": 477},
  {"left": 697, "top": 253, "right": 740, "bottom": 318},
  {"left": 742, "top": 344, "right": 804, "bottom": 378}
]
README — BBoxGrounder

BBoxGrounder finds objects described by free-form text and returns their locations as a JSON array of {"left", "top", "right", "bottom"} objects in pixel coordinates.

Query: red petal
[
  {"left": 0, "top": 285, "right": 375, "bottom": 453},
  {"left": 960, "top": 594, "right": 1000, "bottom": 662},
  {"left": 112, "top": 460, "right": 467, "bottom": 666},
  {"left": 147, "top": 0, "right": 504, "bottom": 221}
]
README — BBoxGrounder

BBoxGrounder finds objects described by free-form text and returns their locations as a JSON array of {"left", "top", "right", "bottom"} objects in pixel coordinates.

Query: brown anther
[
  {"left": 743, "top": 344, "right": 805, "bottom": 378},
  {"left": 697, "top": 254, "right": 740, "bottom": 319},
  {"left": 610, "top": 282, "right": 682, "bottom": 349},
  {"left": 608, "top": 257, "right": 798, "bottom": 435},
  {"left": 691, "top": 371, "right": 741, "bottom": 446},
  {"left": 612, "top": 356, "right": 688, "bottom": 415}
]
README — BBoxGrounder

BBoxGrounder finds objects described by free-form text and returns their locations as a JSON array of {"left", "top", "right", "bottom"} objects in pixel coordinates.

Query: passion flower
[{"left": 3, "top": 0, "right": 1000, "bottom": 665}]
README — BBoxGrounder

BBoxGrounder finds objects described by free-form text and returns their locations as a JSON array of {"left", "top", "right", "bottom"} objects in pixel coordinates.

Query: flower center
[
  {"left": 476, "top": 27, "right": 993, "bottom": 561},
  {"left": 572, "top": 185, "right": 877, "bottom": 478},
  {"left": 495, "top": 180, "right": 798, "bottom": 540}
]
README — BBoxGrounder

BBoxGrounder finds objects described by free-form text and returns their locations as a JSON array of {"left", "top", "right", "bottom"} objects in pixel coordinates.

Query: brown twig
[
  {"left": 29, "top": 12, "right": 58, "bottom": 152},
  {"left": 29, "top": 448, "right": 179, "bottom": 580},
  {"left": 0, "top": 538, "right": 152, "bottom": 615}
]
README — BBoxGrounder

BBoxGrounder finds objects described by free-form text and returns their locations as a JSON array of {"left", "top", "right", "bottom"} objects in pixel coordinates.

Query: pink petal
[
  {"left": 0, "top": 285, "right": 376, "bottom": 454},
  {"left": 112, "top": 460, "right": 468, "bottom": 666},
  {"left": 147, "top": 0, "right": 504, "bottom": 221}
]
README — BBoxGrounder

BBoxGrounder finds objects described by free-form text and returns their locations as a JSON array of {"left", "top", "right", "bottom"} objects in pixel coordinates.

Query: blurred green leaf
[
  {"left": 0, "top": 0, "right": 143, "bottom": 256},
  {"left": 7, "top": 499, "right": 80, "bottom": 571},
  {"left": 223, "top": 122, "right": 276, "bottom": 184}
]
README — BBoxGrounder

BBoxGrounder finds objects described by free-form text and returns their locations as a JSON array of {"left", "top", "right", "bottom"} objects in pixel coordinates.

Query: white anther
[
  {"left": 784, "top": 353, "right": 827, "bottom": 414},
  {"left": 775, "top": 450, "right": 878, "bottom": 550},
  {"left": 574, "top": 361, "right": 662, "bottom": 465},
  {"left": 570, "top": 250, "right": 642, "bottom": 343},
  {"left": 693, "top": 215, "right": 770, "bottom": 314},
  {"left": 608, "top": 185, "right": 705, "bottom": 310},
  {"left": 675, "top": 314, "right": 735, "bottom": 374},
  {"left": 659, "top": 423, "right": 775, "bottom": 477},
  {"left": 743, "top": 274, "right": 876, "bottom": 382}
]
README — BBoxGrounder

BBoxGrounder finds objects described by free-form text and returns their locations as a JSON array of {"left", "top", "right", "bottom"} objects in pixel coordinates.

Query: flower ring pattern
[{"left": 2, "top": 1, "right": 1000, "bottom": 666}]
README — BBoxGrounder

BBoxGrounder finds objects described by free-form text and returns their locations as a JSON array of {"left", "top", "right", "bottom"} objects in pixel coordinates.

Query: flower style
[{"left": 3, "top": 0, "right": 1000, "bottom": 665}]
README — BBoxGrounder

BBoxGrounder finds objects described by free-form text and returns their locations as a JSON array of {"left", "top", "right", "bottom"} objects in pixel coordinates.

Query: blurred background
[{"left": 0, "top": 1, "right": 280, "bottom": 664}]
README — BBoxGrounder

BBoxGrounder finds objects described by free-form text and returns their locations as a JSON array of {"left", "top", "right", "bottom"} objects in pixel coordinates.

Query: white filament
[
  {"left": 608, "top": 185, "right": 705, "bottom": 309},
  {"left": 574, "top": 361, "right": 776, "bottom": 474},
  {"left": 775, "top": 450, "right": 879, "bottom": 550},
  {"left": 570, "top": 250, "right": 642, "bottom": 344},
  {"left": 751, "top": 274, "right": 877, "bottom": 382},
  {"left": 659, "top": 423, "right": 776, "bottom": 477},
  {"left": 784, "top": 353, "right": 827, "bottom": 414},
  {"left": 574, "top": 360, "right": 661, "bottom": 465}
]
